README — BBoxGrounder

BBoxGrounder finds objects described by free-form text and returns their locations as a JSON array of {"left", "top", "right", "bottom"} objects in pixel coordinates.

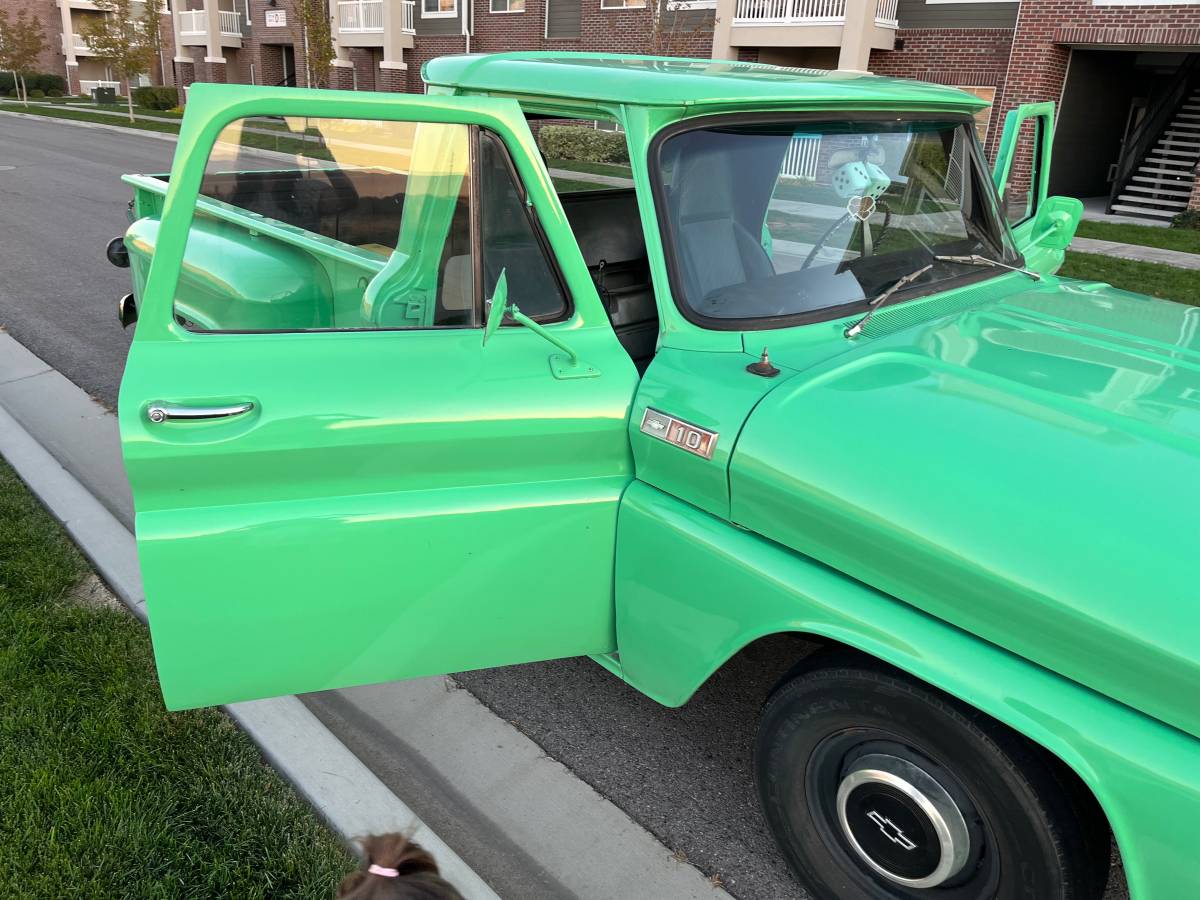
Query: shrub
[
  {"left": 132, "top": 85, "right": 179, "bottom": 110},
  {"left": 538, "top": 124, "right": 629, "bottom": 165},
  {"left": 29, "top": 89, "right": 45, "bottom": 99},
  {"left": 1172, "top": 209, "right": 1200, "bottom": 230},
  {"left": 47, "top": 88, "right": 63, "bottom": 98},
  {"left": 0, "top": 72, "right": 65, "bottom": 95},
  {"left": 6, "top": 89, "right": 17, "bottom": 99}
]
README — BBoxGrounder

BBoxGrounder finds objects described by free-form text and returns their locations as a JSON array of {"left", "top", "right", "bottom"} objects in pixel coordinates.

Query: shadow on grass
[{"left": 0, "top": 461, "right": 352, "bottom": 898}]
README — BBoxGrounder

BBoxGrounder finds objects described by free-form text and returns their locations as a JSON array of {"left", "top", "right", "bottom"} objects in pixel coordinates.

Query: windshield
[{"left": 653, "top": 117, "right": 1019, "bottom": 327}]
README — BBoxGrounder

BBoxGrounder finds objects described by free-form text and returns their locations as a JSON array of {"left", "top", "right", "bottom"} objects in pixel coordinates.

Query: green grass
[
  {"left": 545, "top": 158, "right": 632, "bottom": 180},
  {"left": 0, "top": 102, "right": 181, "bottom": 135},
  {"left": 552, "top": 176, "right": 616, "bottom": 193},
  {"left": 0, "top": 461, "right": 353, "bottom": 898},
  {"left": 1075, "top": 219, "right": 1200, "bottom": 255},
  {"left": 1059, "top": 251, "right": 1200, "bottom": 307}
]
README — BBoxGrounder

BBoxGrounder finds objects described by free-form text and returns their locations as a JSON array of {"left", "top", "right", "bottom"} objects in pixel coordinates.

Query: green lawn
[
  {"left": 0, "top": 101, "right": 181, "bottom": 135},
  {"left": 1059, "top": 251, "right": 1200, "bottom": 307},
  {"left": 0, "top": 460, "right": 353, "bottom": 898},
  {"left": 1075, "top": 219, "right": 1200, "bottom": 256},
  {"left": 545, "top": 158, "right": 632, "bottom": 180}
]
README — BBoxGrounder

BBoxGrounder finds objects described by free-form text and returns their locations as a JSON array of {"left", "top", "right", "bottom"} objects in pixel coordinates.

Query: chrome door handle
[{"left": 147, "top": 402, "right": 254, "bottom": 423}]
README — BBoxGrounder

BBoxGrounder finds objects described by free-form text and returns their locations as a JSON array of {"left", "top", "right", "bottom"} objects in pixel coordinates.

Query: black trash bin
[{"left": 93, "top": 86, "right": 116, "bottom": 105}]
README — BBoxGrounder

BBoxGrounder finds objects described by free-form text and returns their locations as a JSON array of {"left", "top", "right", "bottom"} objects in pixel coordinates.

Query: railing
[
  {"left": 80, "top": 79, "right": 121, "bottom": 94},
  {"left": 875, "top": 0, "right": 898, "bottom": 27},
  {"left": 732, "top": 0, "right": 844, "bottom": 25},
  {"left": 1108, "top": 55, "right": 1200, "bottom": 212},
  {"left": 178, "top": 9, "right": 206, "bottom": 34},
  {"left": 781, "top": 134, "right": 821, "bottom": 180},
  {"left": 71, "top": 34, "right": 97, "bottom": 52},
  {"left": 402, "top": 0, "right": 415, "bottom": 32},
  {"left": 218, "top": 8, "right": 240, "bottom": 34},
  {"left": 338, "top": 0, "right": 384, "bottom": 31}
]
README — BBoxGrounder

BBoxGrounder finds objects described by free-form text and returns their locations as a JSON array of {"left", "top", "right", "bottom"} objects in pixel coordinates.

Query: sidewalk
[{"left": 1069, "top": 235, "right": 1200, "bottom": 271}]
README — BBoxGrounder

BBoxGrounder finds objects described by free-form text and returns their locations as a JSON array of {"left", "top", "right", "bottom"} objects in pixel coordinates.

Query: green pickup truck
[{"left": 113, "top": 53, "right": 1199, "bottom": 900}]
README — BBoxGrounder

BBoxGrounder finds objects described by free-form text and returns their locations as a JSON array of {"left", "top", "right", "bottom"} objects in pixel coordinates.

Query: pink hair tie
[{"left": 368, "top": 864, "right": 400, "bottom": 878}]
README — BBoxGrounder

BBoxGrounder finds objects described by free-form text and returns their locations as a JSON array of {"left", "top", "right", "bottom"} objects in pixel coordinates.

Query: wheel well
[{"left": 720, "top": 631, "right": 1120, "bottom": 887}]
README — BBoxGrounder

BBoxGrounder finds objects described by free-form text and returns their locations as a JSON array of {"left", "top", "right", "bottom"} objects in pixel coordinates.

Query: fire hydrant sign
[{"left": 265, "top": 9, "right": 286, "bottom": 26}]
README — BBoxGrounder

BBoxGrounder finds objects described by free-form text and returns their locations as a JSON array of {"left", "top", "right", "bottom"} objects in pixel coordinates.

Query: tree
[
  {"left": 78, "top": 0, "right": 164, "bottom": 122},
  {"left": 0, "top": 8, "right": 48, "bottom": 108},
  {"left": 296, "top": 0, "right": 334, "bottom": 89},
  {"left": 640, "top": 0, "right": 710, "bottom": 57}
]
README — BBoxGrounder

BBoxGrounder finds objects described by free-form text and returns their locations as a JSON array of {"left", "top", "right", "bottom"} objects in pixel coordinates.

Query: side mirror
[
  {"left": 482, "top": 268, "right": 508, "bottom": 346},
  {"left": 117, "top": 293, "right": 138, "bottom": 329},
  {"left": 1030, "top": 196, "right": 1083, "bottom": 252}
]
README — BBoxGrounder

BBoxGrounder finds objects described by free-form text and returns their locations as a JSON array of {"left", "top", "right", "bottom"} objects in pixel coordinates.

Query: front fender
[{"left": 614, "top": 481, "right": 1200, "bottom": 900}]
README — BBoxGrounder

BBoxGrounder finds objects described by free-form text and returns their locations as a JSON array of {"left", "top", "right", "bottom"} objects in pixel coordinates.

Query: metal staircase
[{"left": 1109, "top": 59, "right": 1200, "bottom": 222}]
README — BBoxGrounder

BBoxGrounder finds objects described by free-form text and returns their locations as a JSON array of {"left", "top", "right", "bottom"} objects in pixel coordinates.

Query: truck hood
[{"left": 730, "top": 278, "right": 1200, "bottom": 737}]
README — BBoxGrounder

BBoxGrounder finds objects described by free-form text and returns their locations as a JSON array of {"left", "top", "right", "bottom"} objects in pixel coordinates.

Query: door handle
[{"left": 147, "top": 402, "right": 254, "bottom": 424}]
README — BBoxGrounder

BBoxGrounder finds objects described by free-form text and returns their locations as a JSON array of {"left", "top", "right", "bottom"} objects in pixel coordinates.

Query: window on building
[
  {"left": 490, "top": 0, "right": 525, "bottom": 10},
  {"left": 422, "top": 0, "right": 456, "bottom": 17},
  {"left": 600, "top": 0, "right": 647, "bottom": 8}
]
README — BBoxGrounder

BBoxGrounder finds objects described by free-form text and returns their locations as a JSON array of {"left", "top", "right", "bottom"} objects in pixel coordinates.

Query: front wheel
[{"left": 754, "top": 659, "right": 1109, "bottom": 900}]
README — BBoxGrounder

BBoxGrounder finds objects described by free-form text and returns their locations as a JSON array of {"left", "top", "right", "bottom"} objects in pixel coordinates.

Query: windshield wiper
[
  {"left": 934, "top": 254, "right": 1041, "bottom": 281},
  {"left": 844, "top": 263, "right": 934, "bottom": 339}
]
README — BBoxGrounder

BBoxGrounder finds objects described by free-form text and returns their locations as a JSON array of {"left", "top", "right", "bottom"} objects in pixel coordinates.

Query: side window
[
  {"left": 177, "top": 116, "right": 471, "bottom": 332},
  {"left": 478, "top": 131, "right": 568, "bottom": 322},
  {"left": 1003, "top": 117, "right": 1043, "bottom": 227}
]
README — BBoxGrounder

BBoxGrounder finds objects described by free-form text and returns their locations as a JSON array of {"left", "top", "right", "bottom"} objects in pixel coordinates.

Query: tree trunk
[
  {"left": 19, "top": 75, "right": 27, "bottom": 108},
  {"left": 127, "top": 83, "right": 135, "bottom": 123}
]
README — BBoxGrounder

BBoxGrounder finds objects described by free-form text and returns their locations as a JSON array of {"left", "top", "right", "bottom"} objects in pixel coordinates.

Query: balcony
[
  {"left": 64, "top": 33, "right": 99, "bottom": 55},
  {"left": 874, "top": 0, "right": 897, "bottom": 28},
  {"left": 339, "top": 0, "right": 383, "bottom": 31},
  {"left": 732, "top": 0, "right": 844, "bottom": 26},
  {"left": 333, "top": 0, "right": 414, "bottom": 49},
  {"left": 176, "top": 6, "right": 243, "bottom": 47},
  {"left": 79, "top": 79, "right": 121, "bottom": 94}
]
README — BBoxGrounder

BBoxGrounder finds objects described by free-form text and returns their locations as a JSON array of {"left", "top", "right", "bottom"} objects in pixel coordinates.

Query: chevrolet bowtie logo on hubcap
[{"left": 866, "top": 810, "right": 918, "bottom": 851}]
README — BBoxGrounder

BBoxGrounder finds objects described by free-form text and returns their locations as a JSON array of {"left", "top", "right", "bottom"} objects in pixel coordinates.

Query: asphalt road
[{"left": 0, "top": 113, "right": 1130, "bottom": 900}]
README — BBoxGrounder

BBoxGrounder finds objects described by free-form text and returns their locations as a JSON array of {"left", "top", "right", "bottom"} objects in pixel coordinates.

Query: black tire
[{"left": 754, "top": 657, "right": 1109, "bottom": 900}]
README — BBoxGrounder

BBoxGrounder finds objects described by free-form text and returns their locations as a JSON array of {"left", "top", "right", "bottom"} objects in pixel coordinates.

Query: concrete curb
[
  {"left": 1070, "top": 235, "right": 1200, "bottom": 270},
  {"left": 0, "top": 403, "right": 500, "bottom": 900}
]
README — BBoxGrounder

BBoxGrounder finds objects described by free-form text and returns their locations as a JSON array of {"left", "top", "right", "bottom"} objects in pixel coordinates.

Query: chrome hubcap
[{"left": 836, "top": 753, "right": 971, "bottom": 888}]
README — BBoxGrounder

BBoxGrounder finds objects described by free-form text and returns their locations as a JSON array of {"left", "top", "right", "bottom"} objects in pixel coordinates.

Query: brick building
[
  {"left": 867, "top": 1, "right": 1200, "bottom": 219},
  {"left": 326, "top": 0, "right": 713, "bottom": 94},
  {"left": 1, "top": 0, "right": 177, "bottom": 96}
]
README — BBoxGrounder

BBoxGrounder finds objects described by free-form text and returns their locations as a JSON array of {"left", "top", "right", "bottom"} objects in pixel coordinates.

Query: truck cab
[{"left": 116, "top": 54, "right": 1200, "bottom": 900}]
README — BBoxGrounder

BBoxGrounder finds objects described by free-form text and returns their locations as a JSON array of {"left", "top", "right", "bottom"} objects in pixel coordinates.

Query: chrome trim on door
[{"left": 146, "top": 402, "right": 254, "bottom": 424}]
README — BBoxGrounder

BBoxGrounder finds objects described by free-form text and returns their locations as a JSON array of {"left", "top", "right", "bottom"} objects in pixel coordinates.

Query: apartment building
[
  {"left": 1, "top": 0, "right": 177, "bottom": 95},
  {"left": 868, "top": 0, "right": 1200, "bottom": 219},
  {"left": 326, "top": 0, "right": 714, "bottom": 93}
]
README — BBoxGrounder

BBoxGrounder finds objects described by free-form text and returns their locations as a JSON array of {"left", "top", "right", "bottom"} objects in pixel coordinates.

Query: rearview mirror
[
  {"left": 1030, "top": 196, "right": 1083, "bottom": 252},
  {"left": 479, "top": 269, "right": 598, "bottom": 380}
]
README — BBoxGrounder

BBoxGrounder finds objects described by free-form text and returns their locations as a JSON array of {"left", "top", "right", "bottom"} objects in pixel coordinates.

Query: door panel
[
  {"left": 992, "top": 101, "right": 1065, "bottom": 273},
  {"left": 119, "top": 86, "right": 637, "bottom": 709}
]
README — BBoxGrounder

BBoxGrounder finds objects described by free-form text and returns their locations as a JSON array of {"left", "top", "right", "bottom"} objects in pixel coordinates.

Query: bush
[
  {"left": 47, "top": 88, "right": 63, "bottom": 98},
  {"left": 28, "top": 89, "right": 45, "bottom": 99},
  {"left": 6, "top": 89, "right": 17, "bottom": 99},
  {"left": 132, "top": 85, "right": 179, "bottom": 110},
  {"left": 1172, "top": 210, "right": 1200, "bottom": 230},
  {"left": 538, "top": 124, "right": 629, "bottom": 165},
  {"left": 0, "top": 72, "right": 65, "bottom": 95}
]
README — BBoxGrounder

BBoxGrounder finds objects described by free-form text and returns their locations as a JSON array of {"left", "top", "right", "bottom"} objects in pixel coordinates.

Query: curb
[{"left": 0, "top": 402, "right": 501, "bottom": 900}]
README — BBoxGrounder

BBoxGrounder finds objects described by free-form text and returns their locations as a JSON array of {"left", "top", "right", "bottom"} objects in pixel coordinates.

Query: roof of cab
[{"left": 422, "top": 52, "right": 986, "bottom": 112}]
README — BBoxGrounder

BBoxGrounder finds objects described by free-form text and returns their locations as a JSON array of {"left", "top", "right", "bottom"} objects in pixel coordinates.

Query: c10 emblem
[{"left": 640, "top": 408, "right": 718, "bottom": 460}]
